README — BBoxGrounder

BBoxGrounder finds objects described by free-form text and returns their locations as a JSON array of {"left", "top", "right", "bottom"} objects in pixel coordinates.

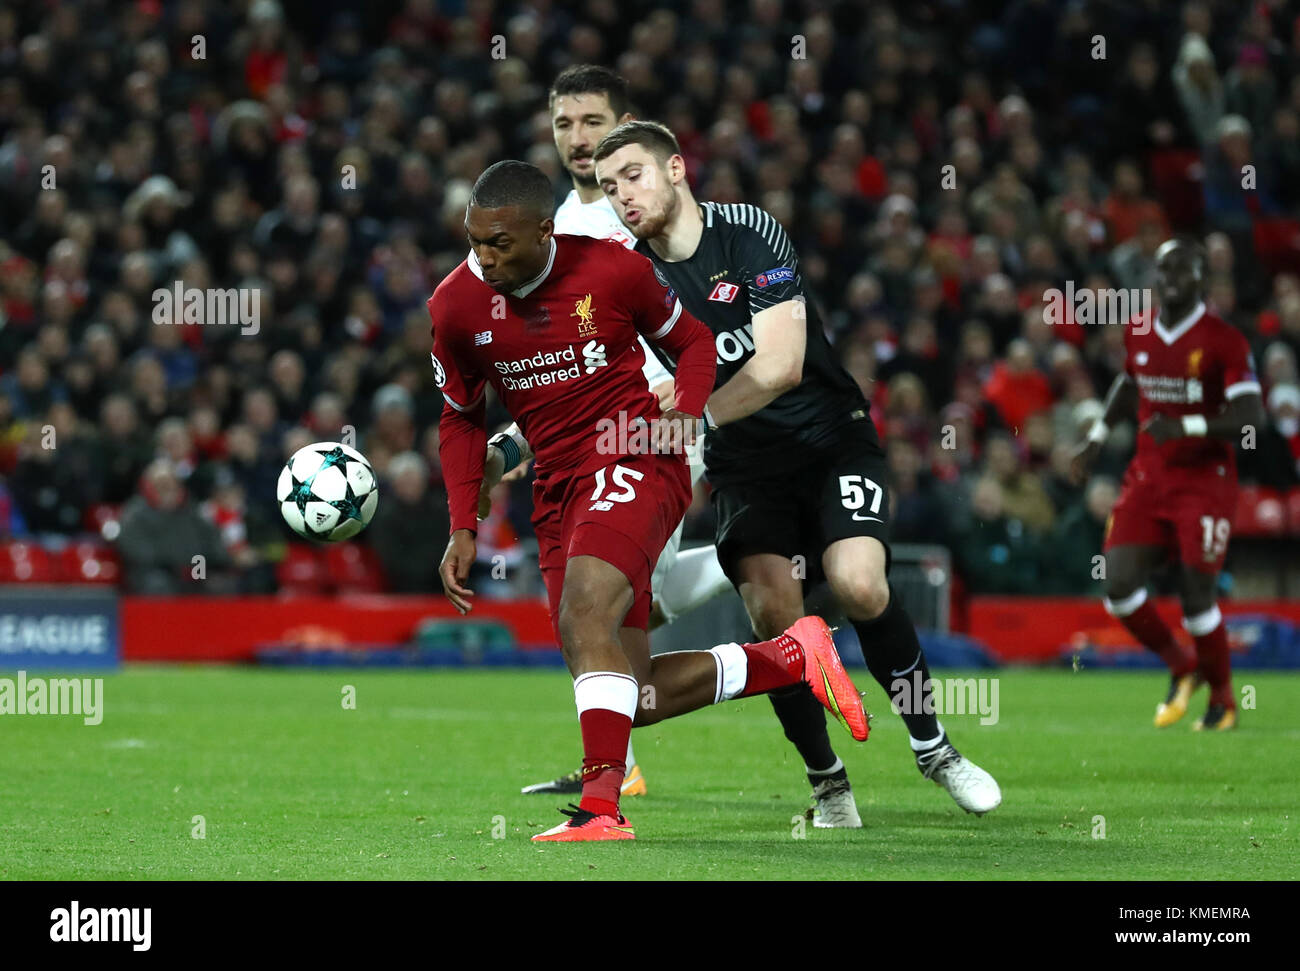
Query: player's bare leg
[
  {"left": 1103, "top": 544, "right": 1201, "bottom": 726},
  {"left": 824, "top": 536, "right": 1001, "bottom": 815},
  {"left": 533, "top": 554, "right": 864, "bottom": 841},
  {"left": 1179, "top": 565, "right": 1236, "bottom": 731},
  {"left": 731, "top": 553, "right": 862, "bottom": 827}
]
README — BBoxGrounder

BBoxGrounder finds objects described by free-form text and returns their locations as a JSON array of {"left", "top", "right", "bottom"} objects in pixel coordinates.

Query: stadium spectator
[
  {"left": 366, "top": 451, "right": 447, "bottom": 594},
  {"left": 1045, "top": 476, "right": 1119, "bottom": 594},
  {"left": 952, "top": 477, "right": 1042, "bottom": 595},
  {"left": 9, "top": 404, "right": 96, "bottom": 535},
  {"left": 116, "top": 459, "right": 235, "bottom": 594},
  {"left": 981, "top": 431, "right": 1056, "bottom": 535},
  {"left": 1238, "top": 382, "right": 1300, "bottom": 487},
  {"left": 0, "top": 0, "right": 1296, "bottom": 600}
]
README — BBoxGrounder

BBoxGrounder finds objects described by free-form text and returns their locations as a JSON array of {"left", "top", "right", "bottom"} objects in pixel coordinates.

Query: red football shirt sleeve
[
  {"left": 621, "top": 255, "right": 717, "bottom": 417},
  {"left": 1221, "top": 327, "right": 1261, "bottom": 401},
  {"left": 430, "top": 298, "right": 488, "bottom": 535}
]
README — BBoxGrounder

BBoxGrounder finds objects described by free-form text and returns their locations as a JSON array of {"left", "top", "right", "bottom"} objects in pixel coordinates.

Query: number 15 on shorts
[
  {"left": 840, "top": 474, "right": 884, "bottom": 523},
  {"left": 590, "top": 464, "right": 644, "bottom": 511}
]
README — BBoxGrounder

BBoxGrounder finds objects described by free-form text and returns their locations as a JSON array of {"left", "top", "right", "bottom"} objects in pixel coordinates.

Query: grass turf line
[{"left": 0, "top": 667, "right": 1294, "bottom": 880}]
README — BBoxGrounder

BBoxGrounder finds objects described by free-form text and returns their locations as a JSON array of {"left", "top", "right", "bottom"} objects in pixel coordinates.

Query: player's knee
[
  {"left": 747, "top": 597, "right": 801, "bottom": 640},
  {"left": 1102, "top": 562, "right": 1141, "bottom": 603},
  {"left": 556, "top": 587, "right": 617, "bottom": 651},
  {"left": 831, "top": 571, "right": 889, "bottom": 621}
]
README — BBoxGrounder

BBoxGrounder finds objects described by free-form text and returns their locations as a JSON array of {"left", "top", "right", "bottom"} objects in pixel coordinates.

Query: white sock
[
  {"left": 1183, "top": 604, "right": 1222, "bottom": 636},
  {"left": 625, "top": 738, "right": 636, "bottom": 767},
  {"left": 909, "top": 722, "right": 946, "bottom": 752},
  {"left": 807, "top": 756, "right": 844, "bottom": 776},
  {"left": 656, "top": 546, "right": 734, "bottom": 625},
  {"left": 573, "top": 671, "right": 638, "bottom": 719},
  {"left": 708, "top": 642, "right": 747, "bottom": 703}
]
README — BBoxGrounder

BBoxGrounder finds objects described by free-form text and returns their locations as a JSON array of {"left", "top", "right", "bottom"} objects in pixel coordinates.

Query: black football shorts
[{"left": 710, "top": 419, "right": 892, "bottom": 584}]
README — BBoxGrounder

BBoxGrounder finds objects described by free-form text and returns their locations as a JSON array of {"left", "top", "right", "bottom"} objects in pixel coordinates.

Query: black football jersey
[{"left": 634, "top": 201, "right": 876, "bottom": 483}]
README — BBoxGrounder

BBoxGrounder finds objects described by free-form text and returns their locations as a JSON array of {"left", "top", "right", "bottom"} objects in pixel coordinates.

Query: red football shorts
[
  {"left": 532, "top": 449, "right": 691, "bottom": 640},
  {"left": 1103, "top": 461, "right": 1238, "bottom": 573}
]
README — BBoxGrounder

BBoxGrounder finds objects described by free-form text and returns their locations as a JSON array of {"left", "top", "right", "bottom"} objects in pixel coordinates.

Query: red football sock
[
  {"left": 572, "top": 672, "right": 637, "bottom": 820},
  {"left": 1109, "top": 595, "right": 1196, "bottom": 677},
  {"left": 738, "top": 632, "right": 805, "bottom": 697},
  {"left": 577, "top": 708, "right": 629, "bottom": 818},
  {"left": 1187, "top": 609, "right": 1234, "bottom": 708}
]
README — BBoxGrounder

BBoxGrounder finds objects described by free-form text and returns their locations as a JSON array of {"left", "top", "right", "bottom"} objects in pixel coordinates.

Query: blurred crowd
[{"left": 2, "top": 0, "right": 1300, "bottom": 598}]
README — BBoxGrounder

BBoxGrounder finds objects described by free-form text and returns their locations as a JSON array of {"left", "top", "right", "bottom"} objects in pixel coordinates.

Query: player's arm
[
  {"left": 479, "top": 423, "right": 534, "bottom": 520},
  {"left": 623, "top": 258, "right": 717, "bottom": 452},
  {"left": 1144, "top": 334, "right": 1265, "bottom": 445},
  {"left": 701, "top": 216, "right": 807, "bottom": 428},
  {"left": 430, "top": 308, "right": 487, "bottom": 613},
  {"left": 702, "top": 298, "right": 805, "bottom": 427},
  {"left": 1143, "top": 390, "right": 1265, "bottom": 444},
  {"left": 1071, "top": 372, "right": 1137, "bottom": 481}
]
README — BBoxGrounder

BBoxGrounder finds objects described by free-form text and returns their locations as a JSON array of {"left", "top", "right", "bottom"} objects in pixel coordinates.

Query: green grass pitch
[{"left": 1, "top": 666, "right": 1294, "bottom": 880}]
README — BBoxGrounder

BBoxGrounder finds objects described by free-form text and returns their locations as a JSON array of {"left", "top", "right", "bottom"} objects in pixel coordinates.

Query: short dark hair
[
  {"left": 549, "top": 65, "right": 630, "bottom": 119},
  {"left": 593, "top": 120, "right": 682, "bottom": 166},
  {"left": 468, "top": 160, "right": 554, "bottom": 221}
]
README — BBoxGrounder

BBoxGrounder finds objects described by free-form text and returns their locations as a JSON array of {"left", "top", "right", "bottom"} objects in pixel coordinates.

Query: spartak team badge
[{"left": 572, "top": 293, "right": 597, "bottom": 337}]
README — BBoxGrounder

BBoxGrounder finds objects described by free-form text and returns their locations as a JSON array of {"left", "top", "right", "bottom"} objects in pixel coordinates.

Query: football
[{"left": 277, "top": 441, "right": 379, "bottom": 542}]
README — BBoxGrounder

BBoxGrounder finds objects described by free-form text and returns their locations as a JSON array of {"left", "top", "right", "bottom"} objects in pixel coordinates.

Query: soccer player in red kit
[
  {"left": 431, "top": 160, "right": 868, "bottom": 841},
  {"left": 1074, "top": 238, "right": 1264, "bottom": 730}
]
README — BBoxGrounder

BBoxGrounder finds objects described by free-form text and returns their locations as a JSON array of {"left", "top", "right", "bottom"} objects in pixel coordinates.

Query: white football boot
[
  {"left": 809, "top": 776, "right": 863, "bottom": 828},
  {"left": 916, "top": 736, "right": 1001, "bottom": 815}
]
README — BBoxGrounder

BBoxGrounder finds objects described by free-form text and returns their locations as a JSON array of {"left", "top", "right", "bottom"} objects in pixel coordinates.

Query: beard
[
  {"left": 629, "top": 184, "right": 678, "bottom": 240},
  {"left": 568, "top": 157, "right": 598, "bottom": 189}
]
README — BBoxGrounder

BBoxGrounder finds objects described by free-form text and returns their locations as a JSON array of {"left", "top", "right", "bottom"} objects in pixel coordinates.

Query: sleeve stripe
[
  {"left": 1225, "top": 380, "right": 1263, "bottom": 400},
  {"left": 442, "top": 390, "right": 483, "bottom": 413},
  {"left": 649, "top": 300, "right": 682, "bottom": 340}
]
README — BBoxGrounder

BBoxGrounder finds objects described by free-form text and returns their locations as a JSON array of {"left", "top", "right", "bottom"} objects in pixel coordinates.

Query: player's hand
[
  {"left": 651, "top": 409, "right": 699, "bottom": 455},
  {"left": 1069, "top": 439, "right": 1101, "bottom": 484},
  {"left": 1142, "top": 414, "right": 1182, "bottom": 445},
  {"left": 439, "top": 529, "right": 477, "bottom": 614},
  {"left": 477, "top": 446, "right": 506, "bottom": 520}
]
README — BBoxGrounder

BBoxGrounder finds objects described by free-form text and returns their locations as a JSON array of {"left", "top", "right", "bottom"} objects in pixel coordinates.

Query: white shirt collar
[
  {"left": 466, "top": 237, "right": 557, "bottom": 298},
  {"left": 1153, "top": 300, "right": 1206, "bottom": 346}
]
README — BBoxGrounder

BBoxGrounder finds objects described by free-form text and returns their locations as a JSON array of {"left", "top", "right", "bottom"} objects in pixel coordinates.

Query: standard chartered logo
[{"left": 582, "top": 339, "right": 607, "bottom": 374}]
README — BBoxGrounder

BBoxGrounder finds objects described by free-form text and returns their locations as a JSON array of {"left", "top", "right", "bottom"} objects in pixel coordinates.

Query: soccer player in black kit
[{"left": 594, "top": 121, "right": 1000, "bottom": 820}]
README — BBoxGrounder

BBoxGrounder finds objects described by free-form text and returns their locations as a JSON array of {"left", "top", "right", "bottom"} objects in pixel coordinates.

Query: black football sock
[
  {"left": 853, "top": 588, "right": 941, "bottom": 743},
  {"left": 768, "top": 682, "right": 838, "bottom": 773}
]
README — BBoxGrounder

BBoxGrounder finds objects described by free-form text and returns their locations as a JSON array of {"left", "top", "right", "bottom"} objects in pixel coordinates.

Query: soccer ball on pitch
[{"left": 277, "top": 442, "right": 379, "bottom": 542}]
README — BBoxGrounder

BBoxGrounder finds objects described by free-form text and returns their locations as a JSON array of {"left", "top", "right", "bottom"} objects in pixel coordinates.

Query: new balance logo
[
  {"left": 474, "top": 331, "right": 493, "bottom": 346},
  {"left": 582, "top": 339, "right": 607, "bottom": 374}
]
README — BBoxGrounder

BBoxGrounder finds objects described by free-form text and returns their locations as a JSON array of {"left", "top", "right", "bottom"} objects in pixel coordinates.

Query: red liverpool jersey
[
  {"left": 429, "top": 233, "right": 716, "bottom": 534},
  {"left": 1125, "top": 301, "right": 1260, "bottom": 474}
]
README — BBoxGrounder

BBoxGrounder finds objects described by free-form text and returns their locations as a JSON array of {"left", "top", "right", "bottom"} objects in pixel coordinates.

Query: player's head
[
  {"left": 1153, "top": 237, "right": 1207, "bottom": 313},
  {"left": 466, "top": 160, "right": 555, "bottom": 294},
  {"left": 549, "top": 65, "right": 634, "bottom": 189},
  {"left": 593, "top": 121, "right": 687, "bottom": 240}
]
